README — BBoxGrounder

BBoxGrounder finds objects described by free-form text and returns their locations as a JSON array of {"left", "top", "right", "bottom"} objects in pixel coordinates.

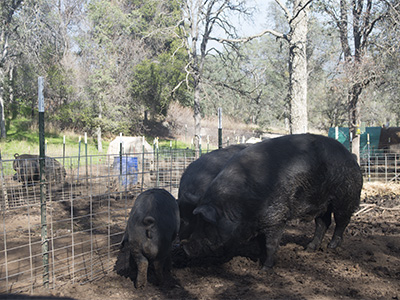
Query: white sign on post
[{"left": 38, "top": 77, "right": 44, "bottom": 112}]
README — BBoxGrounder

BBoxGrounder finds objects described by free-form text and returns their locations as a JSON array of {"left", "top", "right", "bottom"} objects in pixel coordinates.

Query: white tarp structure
[
  {"left": 107, "top": 136, "right": 153, "bottom": 155},
  {"left": 246, "top": 137, "right": 262, "bottom": 144},
  {"left": 107, "top": 136, "right": 154, "bottom": 189}
]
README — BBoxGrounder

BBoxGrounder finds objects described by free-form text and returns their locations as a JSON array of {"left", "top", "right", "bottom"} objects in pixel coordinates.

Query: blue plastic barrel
[{"left": 113, "top": 157, "right": 139, "bottom": 187}]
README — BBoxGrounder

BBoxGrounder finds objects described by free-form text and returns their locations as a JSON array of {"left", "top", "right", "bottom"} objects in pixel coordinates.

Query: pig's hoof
[
  {"left": 259, "top": 265, "right": 275, "bottom": 275},
  {"left": 328, "top": 236, "right": 342, "bottom": 249},
  {"left": 306, "top": 242, "right": 319, "bottom": 252},
  {"left": 135, "top": 280, "right": 147, "bottom": 289}
]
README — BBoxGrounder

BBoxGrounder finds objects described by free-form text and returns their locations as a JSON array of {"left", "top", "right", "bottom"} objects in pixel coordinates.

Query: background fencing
[
  {"left": 360, "top": 148, "right": 400, "bottom": 183},
  {"left": 0, "top": 148, "right": 197, "bottom": 294},
  {"left": 0, "top": 143, "right": 399, "bottom": 294}
]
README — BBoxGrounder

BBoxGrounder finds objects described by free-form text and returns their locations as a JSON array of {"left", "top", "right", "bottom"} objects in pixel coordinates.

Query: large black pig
[
  {"left": 182, "top": 134, "right": 363, "bottom": 271},
  {"left": 13, "top": 153, "right": 66, "bottom": 185},
  {"left": 120, "top": 188, "right": 180, "bottom": 288},
  {"left": 178, "top": 144, "right": 247, "bottom": 240}
]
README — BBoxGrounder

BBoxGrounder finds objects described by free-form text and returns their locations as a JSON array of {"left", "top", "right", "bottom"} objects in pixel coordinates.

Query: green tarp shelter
[{"left": 328, "top": 127, "right": 382, "bottom": 154}]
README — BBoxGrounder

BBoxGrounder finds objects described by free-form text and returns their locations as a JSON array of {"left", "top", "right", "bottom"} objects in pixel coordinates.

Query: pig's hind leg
[
  {"left": 307, "top": 208, "right": 332, "bottom": 251},
  {"left": 328, "top": 211, "right": 352, "bottom": 249}
]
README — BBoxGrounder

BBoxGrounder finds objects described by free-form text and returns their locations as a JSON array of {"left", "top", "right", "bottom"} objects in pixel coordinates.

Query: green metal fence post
[
  {"left": 199, "top": 136, "right": 202, "bottom": 156},
  {"left": 77, "top": 136, "right": 81, "bottom": 183},
  {"left": 141, "top": 136, "right": 145, "bottom": 192},
  {"left": 63, "top": 136, "right": 65, "bottom": 168},
  {"left": 38, "top": 76, "right": 49, "bottom": 288},
  {"left": 218, "top": 108, "right": 222, "bottom": 149},
  {"left": 155, "top": 138, "right": 159, "bottom": 188},
  {"left": 85, "top": 133, "right": 88, "bottom": 187},
  {"left": 119, "top": 133, "right": 123, "bottom": 201},
  {"left": 170, "top": 141, "right": 173, "bottom": 193},
  {"left": 0, "top": 151, "right": 9, "bottom": 210},
  {"left": 367, "top": 133, "right": 371, "bottom": 182},
  {"left": 119, "top": 133, "right": 123, "bottom": 177}
]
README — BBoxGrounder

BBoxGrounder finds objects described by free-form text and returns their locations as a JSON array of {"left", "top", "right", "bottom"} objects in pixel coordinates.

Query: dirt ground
[{"left": 2, "top": 182, "right": 400, "bottom": 300}]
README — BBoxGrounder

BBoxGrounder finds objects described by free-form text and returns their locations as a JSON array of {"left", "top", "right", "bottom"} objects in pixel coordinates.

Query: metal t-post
[
  {"left": 38, "top": 77, "right": 49, "bottom": 287},
  {"left": 85, "top": 133, "right": 88, "bottom": 187},
  {"left": 218, "top": 108, "right": 222, "bottom": 149}
]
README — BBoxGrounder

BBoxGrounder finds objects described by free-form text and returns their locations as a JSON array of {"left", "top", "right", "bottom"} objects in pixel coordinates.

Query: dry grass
[
  {"left": 167, "top": 101, "right": 252, "bottom": 132},
  {"left": 166, "top": 102, "right": 264, "bottom": 146},
  {"left": 361, "top": 181, "right": 400, "bottom": 198}
]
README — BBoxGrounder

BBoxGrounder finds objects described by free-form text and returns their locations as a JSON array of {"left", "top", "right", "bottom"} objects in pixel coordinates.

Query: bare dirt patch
[{"left": 3, "top": 182, "right": 400, "bottom": 300}]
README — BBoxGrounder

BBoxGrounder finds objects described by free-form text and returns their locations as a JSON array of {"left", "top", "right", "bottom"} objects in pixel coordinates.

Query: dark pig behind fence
[
  {"left": 119, "top": 188, "right": 180, "bottom": 288},
  {"left": 177, "top": 144, "right": 247, "bottom": 240},
  {"left": 182, "top": 133, "right": 363, "bottom": 271},
  {"left": 13, "top": 153, "right": 66, "bottom": 185}
]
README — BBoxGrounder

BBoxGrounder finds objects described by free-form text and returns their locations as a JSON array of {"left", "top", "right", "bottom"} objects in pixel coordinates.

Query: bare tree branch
[
  {"left": 361, "top": 14, "right": 384, "bottom": 50},
  {"left": 289, "top": 0, "right": 314, "bottom": 24},
  {"left": 275, "top": 0, "right": 292, "bottom": 20},
  {"left": 211, "top": 28, "right": 287, "bottom": 43}
]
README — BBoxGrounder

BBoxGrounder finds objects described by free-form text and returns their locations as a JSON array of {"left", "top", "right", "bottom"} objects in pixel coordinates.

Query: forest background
[{"left": 0, "top": 0, "right": 399, "bottom": 154}]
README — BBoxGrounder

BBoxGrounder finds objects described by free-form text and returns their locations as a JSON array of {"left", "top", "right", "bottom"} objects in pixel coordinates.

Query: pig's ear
[
  {"left": 143, "top": 216, "right": 155, "bottom": 239},
  {"left": 184, "top": 192, "right": 200, "bottom": 204},
  {"left": 193, "top": 205, "right": 217, "bottom": 224}
]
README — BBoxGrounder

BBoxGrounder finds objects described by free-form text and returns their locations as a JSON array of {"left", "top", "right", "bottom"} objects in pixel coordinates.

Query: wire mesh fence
[
  {"left": 0, "top": 143, "right": 399, "bottom": 294},
  {"left": 360, "top": 147, "right": 400, "bottom": 183},
  {"left": 0, "top": 148, "right": 197, "bottom": 294}
]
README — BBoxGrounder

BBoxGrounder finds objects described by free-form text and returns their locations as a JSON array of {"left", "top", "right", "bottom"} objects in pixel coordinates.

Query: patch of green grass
[
  {"left": 0, "top": 118, "right": 110, "bottom": 160},
  {"left": 5, "top": 118, "right": 38, "bottom": 143},
  {"left": 1, "top": 118, "right": 209, "bottom": 161},
  {"left": 158, "top": 139, "right": 191, "bottom": 149},
  {"left": 157, "top": 139, "right": 217, "bottom": 152}
]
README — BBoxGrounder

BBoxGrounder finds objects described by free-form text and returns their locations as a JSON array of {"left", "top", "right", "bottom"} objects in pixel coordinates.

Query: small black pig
[{"left": 120, "top": 188, "right": 179, "bottom": 288}]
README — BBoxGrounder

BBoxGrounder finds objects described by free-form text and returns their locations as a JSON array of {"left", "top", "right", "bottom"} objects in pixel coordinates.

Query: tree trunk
[
  {"left": 333, "top": 0, "right": 380, "bottom": 161},
  {"left": 349, "top": 82, "right": 362, "bottom": 163},
  {"left": 288, "top": 1, "right": 309, "bottom": 134},
  {"left": 0, "top": 69, "right": 6, "bottom": 139},
  {"left": 0, "top": 0, "right": 22, "bottom": 139},
  {"left": 97, "top": 126, "right": 102, "bottom": 153},
  {"left": 9, "top": 67, "right": 14, "bottom": 112},
  {"left": 97, "top": 102, "right": 103, "bottom": 152},
  {"left": 193, "top": 77, "right": 201, "bottom": 154},
  {"left": 0, "top": 99, "right": 6, "bottom": 139}
]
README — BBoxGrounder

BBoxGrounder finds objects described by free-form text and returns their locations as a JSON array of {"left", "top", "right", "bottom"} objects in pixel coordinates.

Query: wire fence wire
[
  {"left": 360, "top": 147, "right": 400, "bottom": 183},
  {"left": 0, "top": 145, "right": 399, "bottom": 294},
  {"left": 0, "top": 148, "right": 197, "bottom": 294}
]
